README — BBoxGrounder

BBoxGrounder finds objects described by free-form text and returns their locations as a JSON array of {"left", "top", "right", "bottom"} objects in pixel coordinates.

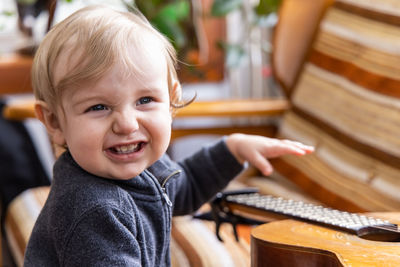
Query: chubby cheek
[
  {"left": 148, "top": 113, "right": 172, "bottom": 154},
  {"left": 64, "top": 121, "right": 105, "bottom": 157},
  {"left": 156, "top": 123, "right": 172, "bottom": 146},
  {"left": 67, "top": 132, "right": 109, "bottom": 178}
]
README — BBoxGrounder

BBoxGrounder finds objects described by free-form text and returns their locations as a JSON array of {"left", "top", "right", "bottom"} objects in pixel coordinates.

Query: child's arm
[
  {"left": 171, "top": 134, "right": 313, "bottom": 215},
  {"left": 226, "top": 133, "right": 314, "bottom": 176}
]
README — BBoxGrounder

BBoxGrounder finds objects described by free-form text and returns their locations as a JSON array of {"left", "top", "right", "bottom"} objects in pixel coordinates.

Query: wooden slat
[
  {"left": 174, "top": 99, "right": 289, "bottom": 118},
  {"left": 2, "top": 101, "right": 36, "bottom": 120}
]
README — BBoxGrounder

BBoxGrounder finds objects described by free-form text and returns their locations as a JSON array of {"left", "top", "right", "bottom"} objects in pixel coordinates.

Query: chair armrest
[
  {"left": 2, "top": 100, "right": 36, "bottom": 121},
  {"left": 172, "top": 98, "right": 289, "bottom": 140},
  {"left": 175, "top": 98, "right": 289, "bottom": 118}
]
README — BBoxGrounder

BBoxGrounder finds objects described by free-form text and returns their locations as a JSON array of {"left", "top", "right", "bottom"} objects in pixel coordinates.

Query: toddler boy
[{"left": 24, "top": 5, "right": 313, "bottom": 266}]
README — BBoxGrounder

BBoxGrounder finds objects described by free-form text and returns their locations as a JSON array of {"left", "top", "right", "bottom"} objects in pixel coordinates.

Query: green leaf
[
  {"left": 158, "top": 1, "right": 190, "bottom": 22},
  {"left": 255, "top": 0, "right": 281, "bottom": 16},
  {"left": 211, "top": 0, "right": 243, "bottom": 17}
]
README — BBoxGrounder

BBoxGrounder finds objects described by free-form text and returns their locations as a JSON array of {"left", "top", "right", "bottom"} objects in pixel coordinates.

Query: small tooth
[
  {"left": 113, "top": 143, "right": 140, "bottom": 154},
  {"left": 128, "top": 144, "right": 137, "bottom": 151}
]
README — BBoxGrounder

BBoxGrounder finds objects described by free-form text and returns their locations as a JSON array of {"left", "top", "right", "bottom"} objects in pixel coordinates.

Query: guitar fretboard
[{"left": 226, "top": 193, "right": 397, "bottom": 233}]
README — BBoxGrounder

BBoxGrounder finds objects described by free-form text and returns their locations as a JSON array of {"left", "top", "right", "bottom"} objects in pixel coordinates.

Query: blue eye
[
  {"left": 87, "top": 104, "right": 108, "bottom": 112},
  {"left": 137, "top": 97, "right": 154, "bottom": 105}
]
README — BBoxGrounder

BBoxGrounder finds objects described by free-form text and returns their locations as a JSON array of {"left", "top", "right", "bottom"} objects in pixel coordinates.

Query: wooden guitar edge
[{"left": 251, "top": 222, "right": 344, "bottom": 267}]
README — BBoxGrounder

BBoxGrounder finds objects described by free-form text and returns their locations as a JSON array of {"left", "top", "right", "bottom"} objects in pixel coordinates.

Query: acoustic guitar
[{"left": 220, "top": 192, "right": 400, "bottom": 267}]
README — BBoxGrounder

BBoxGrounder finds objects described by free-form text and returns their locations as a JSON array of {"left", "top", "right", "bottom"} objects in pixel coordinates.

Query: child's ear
[{"left": 35, "top": 101, "right": 66, "bottom": 147}]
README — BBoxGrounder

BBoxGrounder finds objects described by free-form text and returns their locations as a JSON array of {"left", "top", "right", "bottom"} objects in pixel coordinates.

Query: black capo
[{"left": 194, "top": 188, "right": 264, "bottom": 242}]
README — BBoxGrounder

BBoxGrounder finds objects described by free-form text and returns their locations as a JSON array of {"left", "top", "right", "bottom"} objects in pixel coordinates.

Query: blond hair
[{"left": 32, "top": 5, "right": 185, "bottom": 112}]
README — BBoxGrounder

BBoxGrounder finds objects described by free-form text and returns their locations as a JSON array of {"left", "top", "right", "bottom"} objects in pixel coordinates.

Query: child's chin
[
  {"left": 96, "top": 169, "right": 141, "bottom": 180},
  {"left": 110, "top": 172, "right": 141, "bottom": 180}
]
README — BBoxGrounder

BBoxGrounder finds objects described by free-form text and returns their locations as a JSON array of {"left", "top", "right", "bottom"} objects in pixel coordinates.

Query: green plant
[
  {"left": 124, "top": 0, "right": 220, "bottom": 82},
  {"left": 123, "top": 0, "right": 196, "bottom": 60}
]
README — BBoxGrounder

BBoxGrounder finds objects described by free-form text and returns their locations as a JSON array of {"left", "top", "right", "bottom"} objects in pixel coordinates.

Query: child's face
[{"left": 52, "top": 47, "right": 172, "bottom": 180}]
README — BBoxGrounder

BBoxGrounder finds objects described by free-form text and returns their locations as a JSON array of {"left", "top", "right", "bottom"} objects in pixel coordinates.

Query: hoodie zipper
[
  {"left": 142, "top": 168, "right": 182, "bottom": 264},
  {"left": 160, "top": 170, "right": 181, "bottom": 206}
]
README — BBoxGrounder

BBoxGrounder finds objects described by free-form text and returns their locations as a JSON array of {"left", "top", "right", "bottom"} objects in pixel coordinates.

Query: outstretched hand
[{"left": 226, "top": 133, "right": 314, "bottom": 176}]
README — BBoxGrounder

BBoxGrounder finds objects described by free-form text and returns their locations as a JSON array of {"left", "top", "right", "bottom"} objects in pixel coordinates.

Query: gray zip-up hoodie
[{"left": 24, "top": 139, "right": 243, "bottom": 266}]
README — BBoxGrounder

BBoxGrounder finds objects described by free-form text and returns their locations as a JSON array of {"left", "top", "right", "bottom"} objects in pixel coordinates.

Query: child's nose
[{"left": 112, "top": 110, "right": 139, "bottom": 135}]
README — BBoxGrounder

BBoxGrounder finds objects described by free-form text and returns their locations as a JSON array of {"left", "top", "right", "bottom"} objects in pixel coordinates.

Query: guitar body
[{"left": 251, "top": 217, "right": 400, "bottom": 267}]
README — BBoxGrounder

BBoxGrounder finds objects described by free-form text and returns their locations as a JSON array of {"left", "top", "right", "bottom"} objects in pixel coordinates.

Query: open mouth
[{"left": 109, "top": 142, "right": 145, "bottom": 154}]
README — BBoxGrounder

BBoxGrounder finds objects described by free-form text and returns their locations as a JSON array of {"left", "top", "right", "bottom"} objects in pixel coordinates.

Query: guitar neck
[{"left": 223, "top": 193, "right": 400, "bottom": 242}]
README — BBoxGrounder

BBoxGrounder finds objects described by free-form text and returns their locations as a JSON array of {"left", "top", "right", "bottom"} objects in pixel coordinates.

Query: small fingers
[
  {"left": 259, "top": 142, "right": 308, "bottom": 158},
  {"left": 277, "top": 140, "right": 314, "bottom": 156},
  {"left": 282, "top": 139, "right": 314, "bottom": 152}
]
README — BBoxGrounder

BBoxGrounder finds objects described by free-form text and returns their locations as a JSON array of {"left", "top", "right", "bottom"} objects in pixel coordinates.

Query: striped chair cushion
[
  {"left": 5, "top": 186, "right": 251, "bottom": 267},
  {"left": 4, "top": 187, "right": 49, "bottom": 267},
  {"left": 267, "top": 0, "right": 400, "bottom": 212}
]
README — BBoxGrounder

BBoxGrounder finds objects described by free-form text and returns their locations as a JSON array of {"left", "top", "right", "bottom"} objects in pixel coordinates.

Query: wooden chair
[{"left": 262, "top": 0, "right": 400, "bottom": 212}]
